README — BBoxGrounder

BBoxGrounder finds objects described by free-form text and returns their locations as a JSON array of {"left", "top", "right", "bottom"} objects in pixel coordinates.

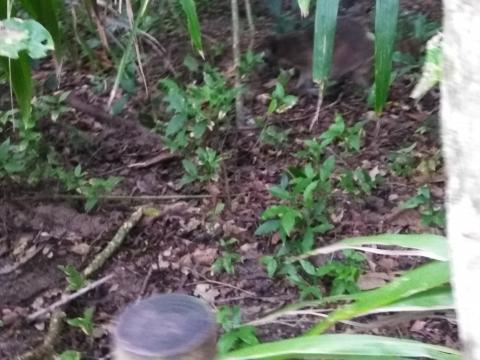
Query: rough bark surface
[{"left": 441, "top": 1, "right": 480, "bottom": 358}]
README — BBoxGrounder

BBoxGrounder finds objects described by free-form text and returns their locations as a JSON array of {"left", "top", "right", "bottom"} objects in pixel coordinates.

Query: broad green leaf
[
  {"left": 19, "top": 0, "right": 62, "bottom": 57},
  {"left": 301, "top": 226, "right": 314, "bottom": 252},
  {"left": 276, "top": 95, "right": 298, "bottom": 113},
  {"left": 255, "top": 220, "right": 281, "bottom": 236},
  {"left": 261, "top": 205, "right": 292, "bottom": 219},
  {"left": 320, "top": 155, "right": 335, "bottom": 181},
  {"left": 300, "top": 259, "right": 316, "bottom": 276},
  {"left": 269, "top": 186, "right": 291, "bottom": 200},
  {"left": 281, "top": 209, "right": 298, "bottom": 236},
  {"left": 182, "top": 159, "right": 197, "bottom": 176},
  {"left": 0, "top": 18, "right": 54, "bottom": 59},
  {"left": 411, "top": 32, "right": 443, "bottom": 100},
  {"left": 296, "top": 233, "right": 449, "bottom": 262},
  {"left": 179, "top": 0, "right": 204, "bottom": 57},
  {"left": 261, "top": 256, "right": 278, "bottom": 277},
  {"left": 166, "top": 113, "right": 188, "bottom": 136},
  {"left": 312, "top": 0, "right": 340, "bottom": 82},
  {"left": 111, "top": 95, "right": 128, "bottom": 116},
  {"left": 58, "top": 350, "right": 81, "bottom": 360},
  {"left": 267, "top": 97, "right": 278, "bottom": 114},
  {"left": 303, "top": 180, "right": 318, "bottom": 205},
  {"left": 219, "top": 334, "right": 460, "bottom": 360},
  {"left": 374, "top": 0, "right": 399, "bottom": 113},
  {"left": 297, "top": 0, "right": 311, "bottom": 17},
  {"left": 308, "top": 261, "right": 450, "bottom": 334},
  {"left": 67, "top": 308, "right": 94, "bottom": 336}
]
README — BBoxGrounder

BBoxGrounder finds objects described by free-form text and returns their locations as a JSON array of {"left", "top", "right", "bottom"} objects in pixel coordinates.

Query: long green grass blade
[
  {"left": 371, "top": 285, "right": 453, "bottom": 314},
  {"left": 107, "top": 0, "right": 151, "bottom": 107},
  {"left": 219, "top": 334, "right": 460, "bottom": 360},
  {"left": 294, "top": 233, "right": 449, "bottom": 262},
  {"left": 374, "top": 0, "right": 399, "bottom": 113},
  {"left": 19, "top": 0, "right": 62, "bottom": 57},
  {"left": 0, "top": 54, "right": 33, "bottom": 126},
  {"left": 0, "top": 0, "right": 6, "bottom": 18},
  {"left": 307, "top": 261, "right": 450, "bottom": 335},
  {"left": 297, "top": 0, "right": 311, "bottom": 17},
  {"left": 312, "top": 0, "right": 339, "bottom": 83},
  {"left": 179, "top": 0, "right": 204, "bottom": 57}
]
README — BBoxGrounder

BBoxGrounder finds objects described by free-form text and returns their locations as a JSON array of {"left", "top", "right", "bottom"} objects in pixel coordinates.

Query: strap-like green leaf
[
  {"left": 312, "top": 0, "right": 340, "bottom": 82},
  {"left": 308, "top": 261, "right": 450, "bottom": 334},
  {"left": 219, "top": 334, "right": 460, "bottom": 360},
  {"left": 179, "top": 0, "right": 204, "bottom": 57},
  {"left": 374, "top": 0, "right": 399, "bottom": 113},
  {"left": 294, "top": 233, "right": 449, "bottom": 262}
]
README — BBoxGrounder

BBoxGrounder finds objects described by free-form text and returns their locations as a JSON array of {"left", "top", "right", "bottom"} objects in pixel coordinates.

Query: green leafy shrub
[{"left": 160, "top": 68, "right": 236, "bottom": 151}]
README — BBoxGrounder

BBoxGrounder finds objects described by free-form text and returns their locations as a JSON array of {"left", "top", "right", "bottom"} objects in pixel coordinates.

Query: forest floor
[{"left": 0, "top": 0, "right": 457, "bottom": 358}]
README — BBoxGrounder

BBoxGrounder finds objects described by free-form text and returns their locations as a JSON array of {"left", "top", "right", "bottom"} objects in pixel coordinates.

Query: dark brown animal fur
[{"left": 262, "top": 16, "right": 374, "bottom": 94}]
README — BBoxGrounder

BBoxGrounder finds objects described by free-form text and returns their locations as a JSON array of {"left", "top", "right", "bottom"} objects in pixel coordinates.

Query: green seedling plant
[
  {"left": 67, "top": 308, "right": 95, "bottom": 336},
  {"left": 255, "top": 157, "right": 337, "bottom": 298},
  {"left": 278, "top": 261, "right": 323, "bottom": 300},
  {"left": 208, "top": 201, "right": 225, "bottom": 222},
  {"left": 400, "top": 185, "right": 445, "bottom": 227},
  {"left": 59, "top": 264, "right": 86, "bottom": 291},
  {"left": 212, "top": 238, "right": 243, "bottom": 275},
  {"left": 267, "top": 70, "right": 298, "bottom": 114},
  {"left": 160, "top": 67, "right": 236, "bottom": 151},
  {"left": 256, "top": 157, "right": 336, "bottom": 254},
  {"left": 394, "top": 11, "right": 441, "bottom": 78},
  {"left": 32, "top": 92, "right": 72, "bottom": 122},
  {"left": 57, "top": 350, "right": 81, "bottom": 360},
  {"left": 388, "top": 143, "right": 417, "bottom": 177},
  {"left": 296, "top": 114, "right": 364, "bottom": 163},
  {"left": 55, "top": 165, "right": 121, "bottom": 212},
  {"left": 78, "top": 176, "right": 122, "bottom": 212},
  {"left": 272, "top": 248, "right": 364, "bottom": 299},
  {"left": 339, "top": 167, "right": 384, "bottom": 197},
  {"left": 259, "top": 124, "right": 290, "bottom": 147},
  {"left": 217, "top": 306, "right": 259, "bottom": 354},
  {"left": 397, "top": 11, "right": 441, "bottom": 44},
  {"left": 180, "top": 147, "right": 222, "bottom": 186},
  {"left": 239, "top": 50, "right": 264, "bottom": 76},
  {"left": 314, "top": 249, "right": 365, "bottom": 296}
]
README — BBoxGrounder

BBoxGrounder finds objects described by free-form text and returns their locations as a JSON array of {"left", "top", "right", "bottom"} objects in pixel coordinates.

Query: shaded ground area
[{"left": 0, "top": 0, "right": 456, "bottom": 358}]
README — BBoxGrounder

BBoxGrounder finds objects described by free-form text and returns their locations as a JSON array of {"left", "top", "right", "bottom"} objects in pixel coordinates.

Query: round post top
[{"left": 113, "top": 293, "right": 217, "bottom": 359}]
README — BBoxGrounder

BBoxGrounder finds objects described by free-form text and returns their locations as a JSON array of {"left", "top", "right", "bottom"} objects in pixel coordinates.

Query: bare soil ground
[{"left": 0, "top": 1, "right": 457, "bottom": 358}]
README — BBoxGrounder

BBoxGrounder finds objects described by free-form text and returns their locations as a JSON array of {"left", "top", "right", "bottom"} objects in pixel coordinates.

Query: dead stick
[
  {"left": 12, "top": 193, "right": 214, "bottom": 202},
  {"left": 27, "top": 274, "right": 114, "bottom": 321},
  {"left": 83, "top": 206, "right": 144, "bottom": 277},
  {"left": 16, "top": 311, "right": 65, "bottom": 360},
  {"left": 309, "top": 84, "right": 325, "bottom": 130},
  {"left": 244, "top": 0, "right": 255, "bottom": 50}
]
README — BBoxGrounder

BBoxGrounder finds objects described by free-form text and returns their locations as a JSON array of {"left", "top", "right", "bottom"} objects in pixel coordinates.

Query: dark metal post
[{"left": 112, "top": 294, "right": 217, "bottom": 360}]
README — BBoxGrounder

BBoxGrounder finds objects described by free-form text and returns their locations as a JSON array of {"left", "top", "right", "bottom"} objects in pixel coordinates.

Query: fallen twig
[
  {"left": 137, "top": 265, "right": 154, "bottom": 300},
  {"left": 83, "top": 206, "right": 144, "bottom": 277},
  {"left": 18, "top": 208, "right": 145, "bottom": 359},
  {"left": 12, "top": 193, "right": 214, "bottom": 203},
  {"left": 309, "top": 85, "right": 325, "bottom": 130},
  {"left": 0, "top": 245, "right": 42, "bottom": 275},
  {"left": 16, "top": 311, "right": 65, "bottom": 360},
  {"left": 99, "top": 152, "right": 179, "bottom": 176},
  {"left": 27, "top": 274, "right": 114, "bottom": 321}
]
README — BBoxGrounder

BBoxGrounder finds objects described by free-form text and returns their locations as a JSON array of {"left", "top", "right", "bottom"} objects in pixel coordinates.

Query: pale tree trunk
[{"left": 441, "top": 1, "right": 480, "bottom": 358}]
